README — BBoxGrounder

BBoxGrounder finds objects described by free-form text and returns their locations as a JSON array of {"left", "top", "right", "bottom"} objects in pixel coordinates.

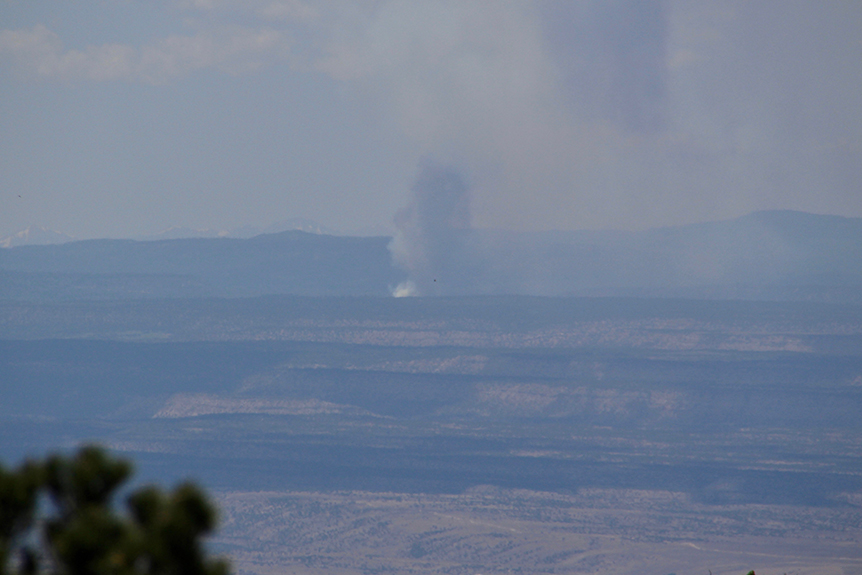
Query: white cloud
[{"left": 0, "top": 24, "right": 291, "bottom": 83}]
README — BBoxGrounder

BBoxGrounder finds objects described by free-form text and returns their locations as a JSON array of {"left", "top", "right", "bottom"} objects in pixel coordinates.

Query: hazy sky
[{"left": 1, "top": 0, "right": 861, "bottom": 239}]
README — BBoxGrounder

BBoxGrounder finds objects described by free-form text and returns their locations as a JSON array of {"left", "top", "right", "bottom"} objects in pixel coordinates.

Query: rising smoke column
[{"left": 390, "top": 162, "right": 473, "bottom": 296}]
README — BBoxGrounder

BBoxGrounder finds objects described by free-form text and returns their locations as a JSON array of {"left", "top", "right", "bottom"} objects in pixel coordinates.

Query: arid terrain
[
  {"left": 1, "top": 296, "right": 861, "bottom": 574},
  {"left": 213, "top": 487, "right": 862, "bottom": 575}
]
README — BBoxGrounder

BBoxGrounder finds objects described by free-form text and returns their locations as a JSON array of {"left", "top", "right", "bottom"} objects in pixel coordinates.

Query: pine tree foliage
[{"left": 0, "top": 446, "right": 229, "bottom": 575}]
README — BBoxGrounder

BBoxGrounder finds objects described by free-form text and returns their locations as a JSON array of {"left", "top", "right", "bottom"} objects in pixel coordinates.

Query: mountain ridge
[{"left": 1, "top": 210, "right": 859, "bottom": 302}]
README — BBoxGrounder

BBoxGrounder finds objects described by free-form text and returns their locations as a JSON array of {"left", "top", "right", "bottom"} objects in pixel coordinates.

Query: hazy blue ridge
[
  {"left": 1, "top": 211, "right": 860, "bottom": 301},
  {"left": 0, "top": 231, "right": 405, "bottom": 299}
]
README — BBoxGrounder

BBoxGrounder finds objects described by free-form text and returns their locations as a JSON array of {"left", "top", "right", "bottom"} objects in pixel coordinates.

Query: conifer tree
[{"left": 0, "top": 446, "right": 228, "bottom": 575}]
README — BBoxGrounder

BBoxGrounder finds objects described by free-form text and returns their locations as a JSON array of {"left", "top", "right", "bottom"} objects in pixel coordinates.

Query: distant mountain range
[
  {"left": 0, "top": 211, "right": 860, "bottom": 302},
  {"left": 0, "top": 218, "right": 335, "bottom": 247},
  {"left": 0, "top": 230, "right": 402, "bottom": 299},
  {"left": 0, "top": 226, "right": 77, "bottom": 248},
  {"left": 133, "top": 218, "right": 336, "bottom": 240}
]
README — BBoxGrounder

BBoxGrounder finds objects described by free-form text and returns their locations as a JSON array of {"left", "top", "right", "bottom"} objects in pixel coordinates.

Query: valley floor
[{"left": 214, "top": 487, "right": 862, "bottom": 575}]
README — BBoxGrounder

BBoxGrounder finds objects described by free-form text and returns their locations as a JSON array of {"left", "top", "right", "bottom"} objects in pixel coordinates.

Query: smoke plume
[{"left": 389, "top": 162, "right": 474, "bottom": 296}]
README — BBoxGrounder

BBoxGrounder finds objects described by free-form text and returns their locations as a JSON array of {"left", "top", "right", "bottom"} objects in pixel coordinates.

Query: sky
[{"left": 1, "top": 0, "right": 861, "bottom": 240}]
